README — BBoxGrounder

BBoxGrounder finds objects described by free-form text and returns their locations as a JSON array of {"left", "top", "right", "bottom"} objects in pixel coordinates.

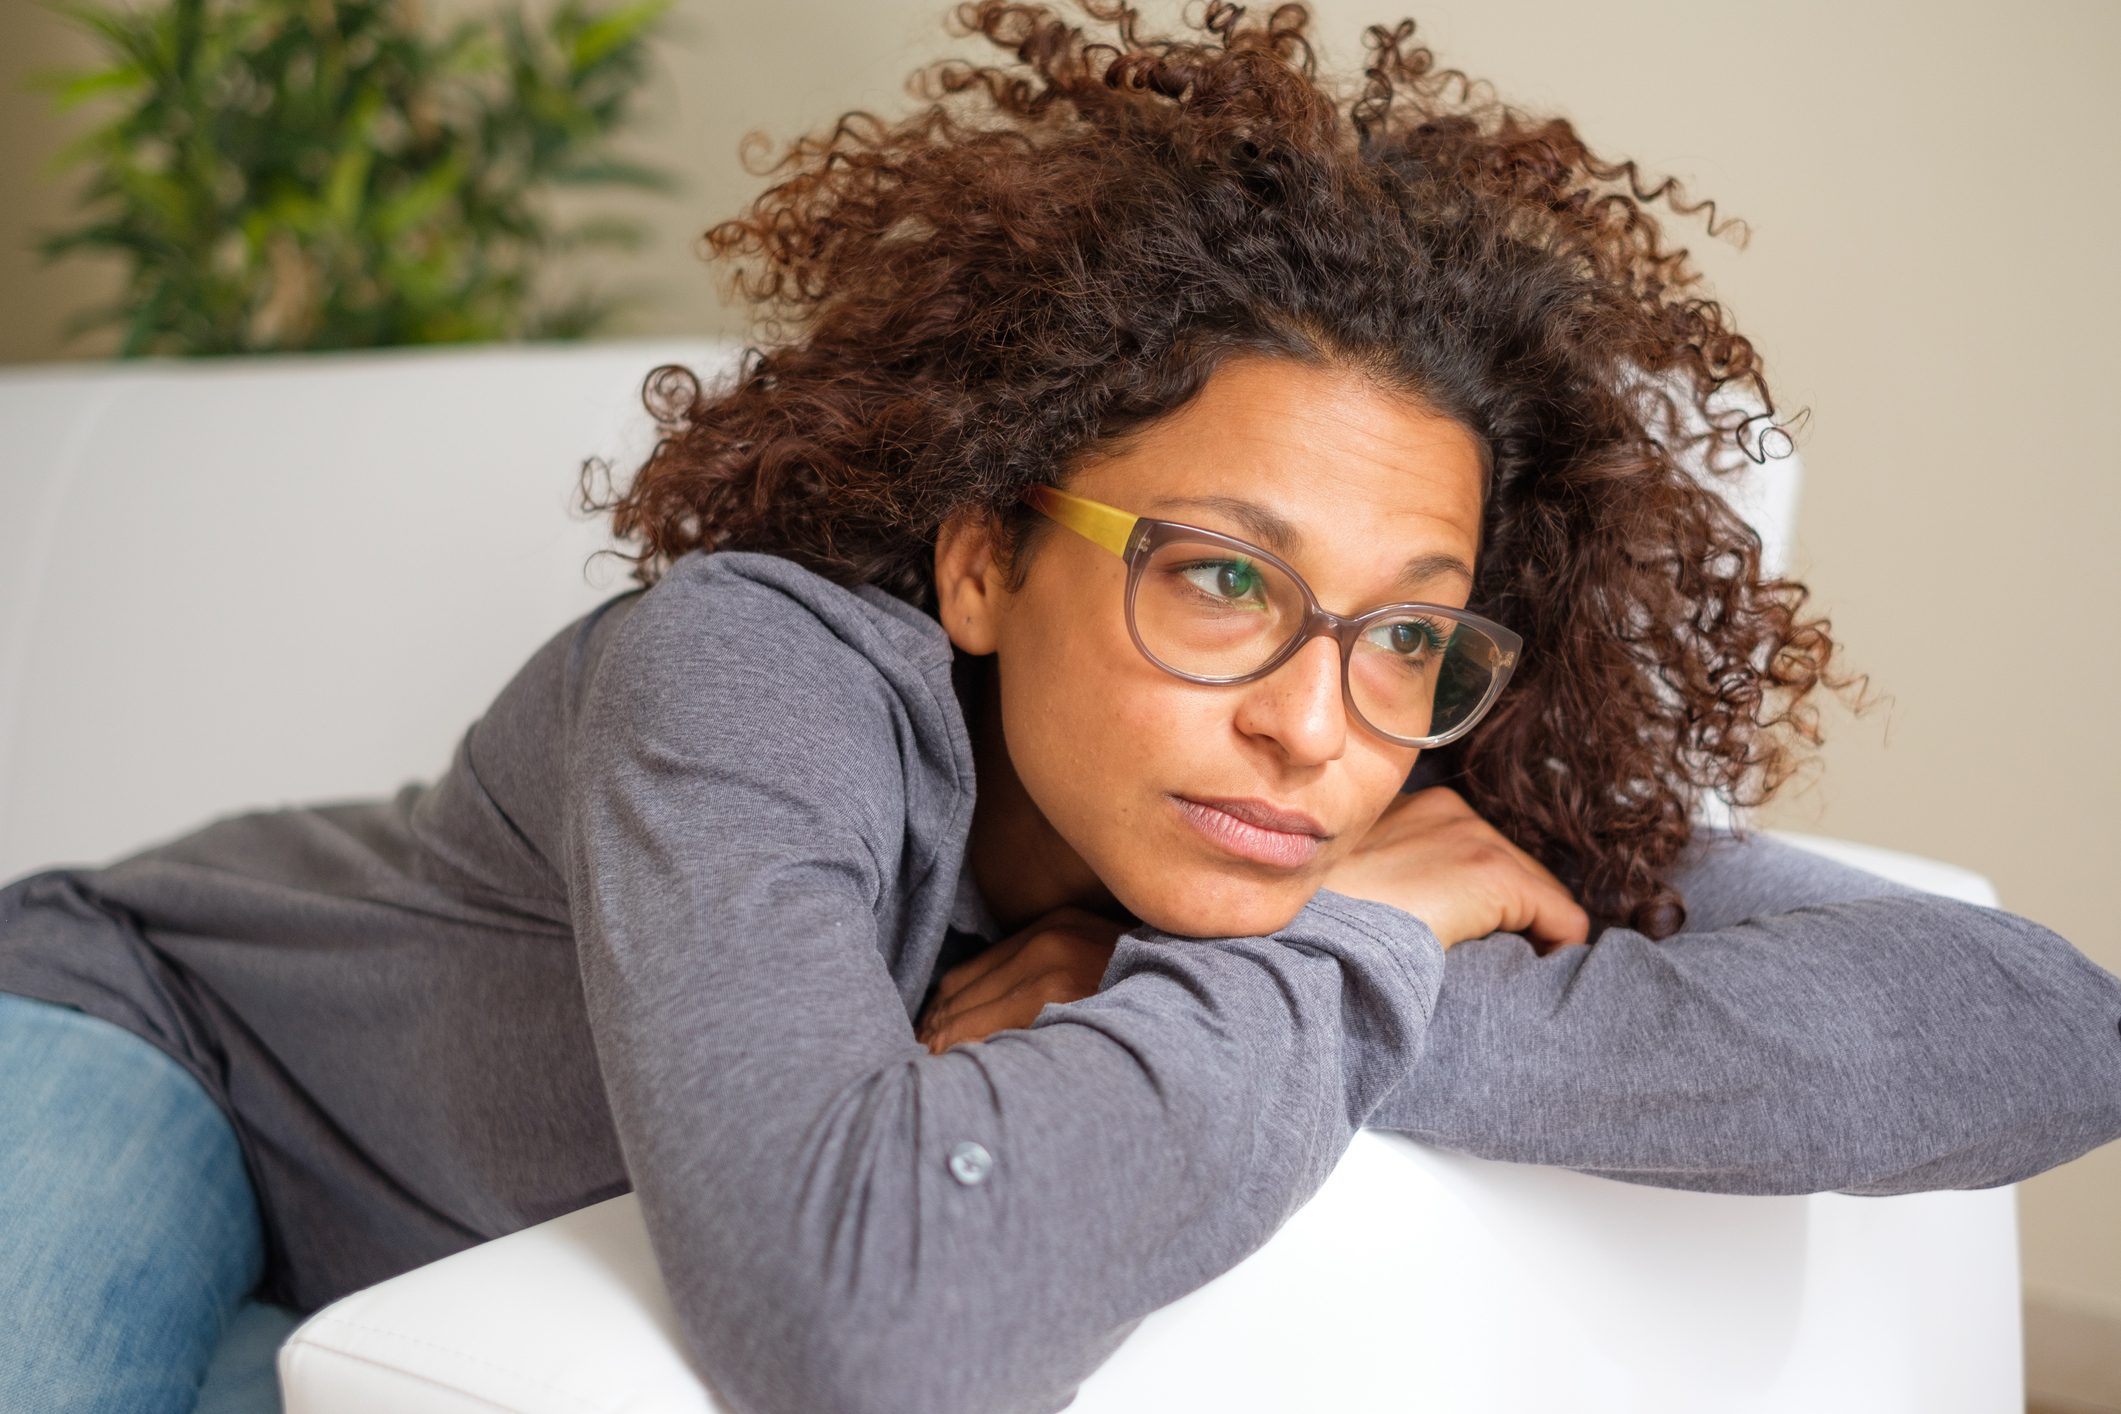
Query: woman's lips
[{"left": 1170, "top": 795, "right": 1324, "bottom": 870}]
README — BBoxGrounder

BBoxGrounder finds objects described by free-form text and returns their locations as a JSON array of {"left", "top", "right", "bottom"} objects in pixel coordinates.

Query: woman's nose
[{"left": 1233, "top": 632, "right": 1348, "bottom": 762}]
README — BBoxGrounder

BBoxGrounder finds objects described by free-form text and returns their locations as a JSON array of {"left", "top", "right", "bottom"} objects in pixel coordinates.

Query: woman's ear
[{"left": 933, "top": 507, "right": 1007, "bottom": 656}]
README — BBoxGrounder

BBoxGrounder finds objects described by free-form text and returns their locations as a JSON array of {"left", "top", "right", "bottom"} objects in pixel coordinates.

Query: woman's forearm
[{"left": 1363, "top": 826, "right": 2121, "bottom": 1195}]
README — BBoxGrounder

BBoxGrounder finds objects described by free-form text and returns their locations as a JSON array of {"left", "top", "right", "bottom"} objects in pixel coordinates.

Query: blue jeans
[{"left": 0, "top": 990, "right": 306, "bottom": 1412}]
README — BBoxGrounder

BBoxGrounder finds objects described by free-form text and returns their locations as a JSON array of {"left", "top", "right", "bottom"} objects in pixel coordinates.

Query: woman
[{"left": 4, "top": 2, "right": 2119, "bottom": 1411}]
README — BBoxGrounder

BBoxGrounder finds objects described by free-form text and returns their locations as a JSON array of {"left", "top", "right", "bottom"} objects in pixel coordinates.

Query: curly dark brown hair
[{"left": 576, "top": 0, "right": 1882, "bottom": 940}]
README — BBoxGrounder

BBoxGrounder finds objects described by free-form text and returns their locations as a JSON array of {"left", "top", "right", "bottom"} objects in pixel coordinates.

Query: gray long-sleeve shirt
[{"left": 2, "top": 548, "right": 2118, "bottom": 1414}]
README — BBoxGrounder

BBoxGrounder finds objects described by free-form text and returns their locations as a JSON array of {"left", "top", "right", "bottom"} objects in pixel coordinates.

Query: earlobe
[{"left": 934, "top": 510, "right": 1005, "bottom": 656}]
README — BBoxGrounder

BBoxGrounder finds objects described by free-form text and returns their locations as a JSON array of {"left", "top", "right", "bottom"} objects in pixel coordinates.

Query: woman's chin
[{"left": 1119, "top": 874, "right": 1313, "bottom": 941}]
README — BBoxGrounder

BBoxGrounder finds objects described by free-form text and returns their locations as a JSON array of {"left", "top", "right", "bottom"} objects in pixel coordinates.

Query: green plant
[{"left": 25, "top": 0, "right": 682, "bottom": 355}]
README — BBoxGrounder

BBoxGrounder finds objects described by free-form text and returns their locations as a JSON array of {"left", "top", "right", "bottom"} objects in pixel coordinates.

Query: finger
[
  {"left": 923, "top": 958, "right": 1056, "bottom": 1037},
  {"left": 933, "top": 931, "right": 1033, "bottom": 1009},
  {"left": 1510, "top": 878, "right": 1592, "bottom": 949},
  {"left": 925, "top": 990, "right": 1048, "bottom": 1051},
  {"left": 1473, "top": 828, "right": 1591, "bottom": 936},
  {"left": 926, "top": 920, "right": 1121, "bottom": 1039}
]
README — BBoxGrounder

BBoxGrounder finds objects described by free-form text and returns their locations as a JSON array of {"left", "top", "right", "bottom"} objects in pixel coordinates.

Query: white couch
[{"left": 0, "top": 339, "right": 2020, "bottom": 1413}]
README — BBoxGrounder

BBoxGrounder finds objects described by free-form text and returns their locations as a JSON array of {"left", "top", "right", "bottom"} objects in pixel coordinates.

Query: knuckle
[
  {"left": 1019, "top": 966, "right": 1063, "bottom": 995},
  {"left": 1472, "top": 838, "right": 1513, "bottom": 870}
]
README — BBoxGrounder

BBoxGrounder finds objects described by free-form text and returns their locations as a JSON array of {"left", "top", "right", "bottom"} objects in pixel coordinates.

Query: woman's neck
[{"left": 956, "top": 649, "right": 1134, "bottom": 939}]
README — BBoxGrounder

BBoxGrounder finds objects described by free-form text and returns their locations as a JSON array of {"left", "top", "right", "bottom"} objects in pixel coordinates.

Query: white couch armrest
[
  {"left": 282, "top": 835, "right": 2025, "bottom": 1414},
  {"left": 1761, "top": 828, "right": 2002, "bottom": 909},
  {"left": 277, "top": 1194, "right": 715, "bottom": 1412}
]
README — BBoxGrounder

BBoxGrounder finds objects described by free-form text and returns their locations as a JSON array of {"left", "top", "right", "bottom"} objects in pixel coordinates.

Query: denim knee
[{"left": 0, "top": 990, "right": 269, "bottom": 1414}]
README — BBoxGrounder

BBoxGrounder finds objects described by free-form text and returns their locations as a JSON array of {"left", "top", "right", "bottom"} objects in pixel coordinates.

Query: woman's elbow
[{"left": 669, "top": 1284, "right": 1111, "bottom": 1414}]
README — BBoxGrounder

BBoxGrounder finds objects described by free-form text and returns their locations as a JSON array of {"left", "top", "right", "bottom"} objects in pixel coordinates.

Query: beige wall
[{"left": 5, "top": 0, "right": 2117, "bottom": 1401}]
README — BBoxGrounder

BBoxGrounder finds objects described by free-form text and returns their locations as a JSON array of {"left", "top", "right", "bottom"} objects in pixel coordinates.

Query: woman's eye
[
  {"left": 1368, "top": 618, "right": 1446, "bottom": 659},
  {"left": 1177, "top": 559, "right": 1265, "bottom": 604}
]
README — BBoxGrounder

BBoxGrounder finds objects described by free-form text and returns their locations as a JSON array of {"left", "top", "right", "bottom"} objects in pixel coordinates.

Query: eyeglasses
[{"left": 1021, "top": 482, "right": 1522, "bottom": 749}]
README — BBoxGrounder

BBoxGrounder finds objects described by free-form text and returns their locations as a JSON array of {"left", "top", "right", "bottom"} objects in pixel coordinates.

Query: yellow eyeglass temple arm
[{"left": 1022, "top": 483, "right": 1139, "bottom": 559}]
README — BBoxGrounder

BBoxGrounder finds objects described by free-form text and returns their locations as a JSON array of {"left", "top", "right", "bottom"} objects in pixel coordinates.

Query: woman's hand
[
  {"left": 916, "top": 906, "right": 1128, "bottom": 1053},
  {"left": 1321, "top": 785, "right": 1592, "bottom": 953}
]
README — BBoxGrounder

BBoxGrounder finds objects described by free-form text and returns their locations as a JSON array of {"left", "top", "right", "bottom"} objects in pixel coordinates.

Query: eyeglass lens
[{"left": 1132, "top": 535, "right": 1504, "bottom": 741}]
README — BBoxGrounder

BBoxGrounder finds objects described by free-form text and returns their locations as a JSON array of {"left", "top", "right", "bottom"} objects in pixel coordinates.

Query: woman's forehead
[
  {"left": 1138, "top": 489, "right": 1477, "bottom": 594},
  {"left": 1071, "top": 431, "right": 1484, "bottom": 582},
  {"left": 1078, "top": 356, "right": 1485, "bottom": 525}
]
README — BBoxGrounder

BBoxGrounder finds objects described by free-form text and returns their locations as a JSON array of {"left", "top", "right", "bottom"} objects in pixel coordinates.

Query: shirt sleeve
[
  {"left": 561, "top": 575, "right": 1447, "bottom": 1414},
  {"left": 1363, "top": 824, "right": 2121, "bottom": 1196}
]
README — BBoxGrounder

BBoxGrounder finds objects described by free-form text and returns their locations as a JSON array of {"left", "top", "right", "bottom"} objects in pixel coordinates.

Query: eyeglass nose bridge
[
  {"left": 1240, "top": 600, "right": 1371, "bottom": 684},
  {"left": 1263, "top": 606, "right": 1373, "bottom": 744},
  {"left": 1129, "top": 583, "right": 1509, "bottom": 749},
  {"left": 1133, "top": 569, "right": 1403, "bottom": 723}
]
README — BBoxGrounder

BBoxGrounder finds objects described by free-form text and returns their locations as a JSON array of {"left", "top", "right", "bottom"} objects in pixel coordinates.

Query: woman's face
[{"left": 934, "top": 352, "right": 1487, "bottom": 940}]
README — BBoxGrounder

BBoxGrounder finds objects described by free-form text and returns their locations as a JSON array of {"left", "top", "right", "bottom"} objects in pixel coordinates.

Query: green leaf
[
  {"left": 255, "top": 184, "right": 324, "bottom": 237},
  {"left": 37, "top": 115, "right": 135, "bottom": 178},
  {"left": 109, "top": 162, "right": 191, "bottom": 232},
  {"left": 372, "top": 152, "right": 468, "bottom": 238},
  {"left": 20, "top": 61, "right": 148, "bottom": 110},
  {"left": 33, "top": 219, "right": 149, "bottom": 261},
  {"left": 543, "top": 156, "right": 678, "bottom": 191},
  {"left": 567, "top": 0, "right": 671, "bottom": 72},
  {"left": 324, "top": 87, "right": 383, "bottom": 226},
  {"left": 552, "top": 213, "right": 649, "bottom": 251}
]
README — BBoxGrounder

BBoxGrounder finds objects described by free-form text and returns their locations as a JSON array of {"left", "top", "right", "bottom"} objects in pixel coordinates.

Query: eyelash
[{"left": 1173, "top": 557, "right": 1268, "bottom": 605}]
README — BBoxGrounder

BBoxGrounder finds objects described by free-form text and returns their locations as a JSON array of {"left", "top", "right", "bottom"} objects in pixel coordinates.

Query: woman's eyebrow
[{"left": 1148, "top": 493, "right": 1474, "bottom": 590}]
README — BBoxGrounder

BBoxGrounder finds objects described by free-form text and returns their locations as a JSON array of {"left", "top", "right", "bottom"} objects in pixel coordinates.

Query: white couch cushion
[{"left": 0, "top": 337, "right": 737, "bottom": 882}]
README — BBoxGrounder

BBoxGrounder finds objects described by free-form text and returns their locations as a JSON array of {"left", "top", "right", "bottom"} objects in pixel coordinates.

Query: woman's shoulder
[
  {"left": 566, "top": 549, "right": 975, "bottom": 847},
  {"left": 549, "top": 549, "right": 977, "bottom": 919},
  {"left": 612, "top": 549, "right": 950, "bottom": 681}
]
